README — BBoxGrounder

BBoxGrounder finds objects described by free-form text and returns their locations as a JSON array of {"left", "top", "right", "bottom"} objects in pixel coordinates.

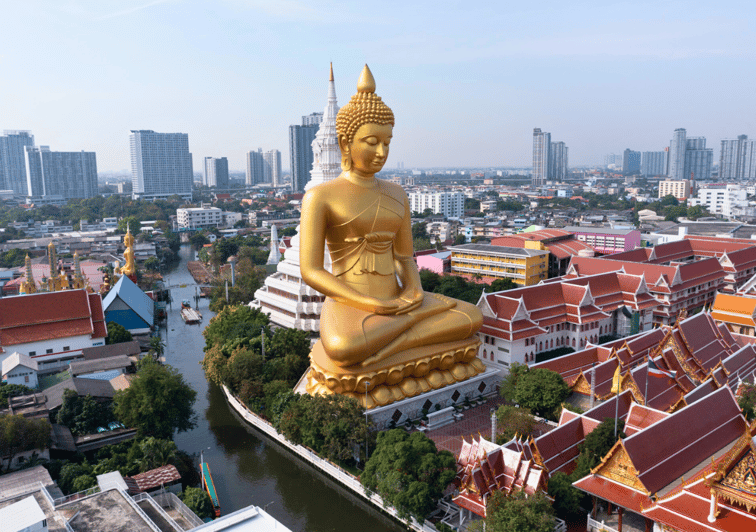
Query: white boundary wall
[{"left": 221, "top": 385, "right": 440, "bottom": 532}]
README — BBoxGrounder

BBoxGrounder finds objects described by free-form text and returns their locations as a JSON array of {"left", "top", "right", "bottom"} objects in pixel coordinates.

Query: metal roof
[{"left": 102, "top": 275, "right": 154, "bottom": 327}]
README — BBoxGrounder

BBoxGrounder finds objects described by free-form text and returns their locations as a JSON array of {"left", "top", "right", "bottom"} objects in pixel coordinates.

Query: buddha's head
[{"left": 336, "top": 65, "right": 395, "bottom": 175}]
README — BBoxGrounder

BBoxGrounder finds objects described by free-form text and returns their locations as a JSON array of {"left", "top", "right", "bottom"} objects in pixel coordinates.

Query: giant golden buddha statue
[{"left": 300, "top": 65, "right": 484, "bottom": 408}]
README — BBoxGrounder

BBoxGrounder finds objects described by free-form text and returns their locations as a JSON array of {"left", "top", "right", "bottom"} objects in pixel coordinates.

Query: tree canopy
[
  {"left": 468, "top": 491, "right": 555, "bottom": 532},
  {"left": 181, "top": 487, "right": 214, "bottom": 519},
  {"left": 361, "top": 429, "right": 456, "bottom": 522},
  {"left": 500, "top": 364, "right": 569, "bottom": 421},
  {"left": 56, "top": 390, "right": 115, "bottom": 436},
  {"left": 0, "top": 415, "right": 50, "bottom": 472},
  {"left": 106, "top": 321, "right": 133, "bottom": 345},
  {"left": 572, "top": 418, "right": 625, "bottom": 480},
  {"left": 495, "top": 405, "right": 536, "bottom": 444},
  {"left": 113, "top": 363, "right": 196, "bottom": 439}
]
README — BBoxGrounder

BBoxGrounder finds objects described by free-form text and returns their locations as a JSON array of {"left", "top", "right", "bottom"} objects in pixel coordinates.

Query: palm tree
[
  {"left": 148, "top": 336, "right": 165, "bottom": 359},
  {"left": 137, "top": 437, "right": 179, "bottom": 472}
]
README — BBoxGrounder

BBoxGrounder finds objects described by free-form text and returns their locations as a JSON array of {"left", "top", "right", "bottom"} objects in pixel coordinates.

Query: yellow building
[{"left": 448, "top": 243, "right": 549, "bottom": 286}]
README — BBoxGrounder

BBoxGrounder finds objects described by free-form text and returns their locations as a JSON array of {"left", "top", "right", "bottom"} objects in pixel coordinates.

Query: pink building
[
  {"left": 416, "top": 251, "right": 451, "bottom": 274},
  {"left": 563, "top": 226, "right": 641, "bottom": 255}
]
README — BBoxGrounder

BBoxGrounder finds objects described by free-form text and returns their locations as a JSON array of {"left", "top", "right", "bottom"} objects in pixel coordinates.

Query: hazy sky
[{"left": 1, "top": 1, "right": 755, "bottom": 172}]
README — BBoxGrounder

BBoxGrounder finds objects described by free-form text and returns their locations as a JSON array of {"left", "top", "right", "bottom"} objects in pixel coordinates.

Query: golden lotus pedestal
[{"left": 305, "top": 337, "right": 485, "bottom": 409}]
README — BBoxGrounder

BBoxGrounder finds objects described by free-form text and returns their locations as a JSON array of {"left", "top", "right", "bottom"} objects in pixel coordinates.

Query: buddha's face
[{"left": 346, "top": 123, "right": 392, "bottom": 177}]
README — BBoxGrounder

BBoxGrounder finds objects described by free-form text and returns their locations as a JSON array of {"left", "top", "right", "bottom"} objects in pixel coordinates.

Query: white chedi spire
[
  {"left": 306, "top": 62, "right": 341, "bottom": 191},
  {"left": 267, "top": 224, "right": 281, "bottom": 265}
]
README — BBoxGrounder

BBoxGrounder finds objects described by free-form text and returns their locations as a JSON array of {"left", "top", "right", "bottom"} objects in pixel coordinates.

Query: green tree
[
  {"left": 118, "top": 216, "right": 140, "bottom": 234},
  {"left": 361, "top": 429, "right": 456, "bottom": 522},
  {"left": 499, "top": 362, "right": 529, "bottom": 403},
  {"left": 58, "top": 461, "right": 94, "bottom": 494},
  {"left": 190, "top": 232, "right": 210, "bottom": 250},
  {"left": 411, "top": 222, "right": 428, "bottom": 239},
  {"left": 56, "top": 390, "right": 114, "bottom": 435},
  {"left": 148, "top": 336, "right": 165, "bottom": 359},
  {"left": 136, "top": 437, "right": 179, "bottom": 472},
  {"left": 106, "top": 321, "right": 133, "bottom": 345},
  {"left": 510, "top": 367, "right": 570, "bottom": 421},
  {"left": 144, "top": 256, "right": 160, "bottom": 272},
  {"left": 181, "top": 487, "right": 214, "bottom": 519},
  {"left": 659, "top": 194, "right": 679, "bottom": 206},
  {"left": 203, "top": 305, "right": 268, "bottom": 351},
  {"left": 495, "top": 405, "right": 536, "bottom": 443},
  {"left": 113, "top": 363, "right": 197, "bottom": 439},
  {"left": 548, "top": 471, "right": 583, "bottom": 517},
  {"left": 572, "top": 418, "right": 625, "bottom": 480},
  {"left": 0, "top": 415, "right": 51, "bottom": 472},
  {"left": 489, "top": 278, "right": 517, "bottom": 292},
  {"left": 275, "top": 394, "right": 371, "bottom": 463},
  {"left": 453, "top": 234, "right": 467, "bottom": 245},
  {"left": 0, "top": 384, "right": 35, "bottom": 409},
  {"left": 738, "top": 383, "right": 756, "bottom": 421},
  {"left": 468, "top": 491, "right": 554, "bottom": 532}
]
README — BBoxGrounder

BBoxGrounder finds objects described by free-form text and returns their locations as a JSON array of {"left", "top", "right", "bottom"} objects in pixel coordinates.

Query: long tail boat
[{"left": 200, "top": 453, "right": 221, "bottom": 518}]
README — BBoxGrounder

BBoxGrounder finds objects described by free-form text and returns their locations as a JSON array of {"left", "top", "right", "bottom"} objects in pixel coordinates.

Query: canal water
[{"left": 160, "top": 245, "right": 404, "bottom": 532}]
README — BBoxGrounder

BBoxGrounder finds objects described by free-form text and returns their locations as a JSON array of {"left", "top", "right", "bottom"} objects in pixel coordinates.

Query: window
[
  {"left": 25, "top": 376, "right": 29, "bottom": 383},
  {"left": 29, "top": 351, "right": 36, "bottom": 357},
  {"left": 63, "top": 346, "right": 70, "bottom": 351},
  {"left": 46, "top": 349, "right": 53, "bottom": 354}
]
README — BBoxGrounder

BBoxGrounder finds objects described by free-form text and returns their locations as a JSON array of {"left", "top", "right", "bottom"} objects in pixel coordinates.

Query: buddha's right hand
[{"left": 353, "top": 295, "right": 400, "bottom": 315}]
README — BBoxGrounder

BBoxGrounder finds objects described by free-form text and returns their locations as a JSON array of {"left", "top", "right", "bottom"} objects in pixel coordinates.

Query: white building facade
[
  {"left": 24, "top": 146, "right": 97, "bottom": 200},
  {"left": 720, "top": 135, "right": 756, "bottom": 180},
  {"left": 408, "top": 191, "right": 464, "bottom": 218},
  {"left": 176, "top": 205, "right": 223, "bottom": 229},
  {"left": 688, "top": 184, "right": 748, "bottom": 218}
]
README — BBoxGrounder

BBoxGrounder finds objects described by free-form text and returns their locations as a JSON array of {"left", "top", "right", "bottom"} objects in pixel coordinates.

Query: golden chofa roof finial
[
  {"left": 329, "top": 62, "right": 334, "bottom": 82},
  {"left": 357, "top": 64, "right": 376, "bottom": 93}
]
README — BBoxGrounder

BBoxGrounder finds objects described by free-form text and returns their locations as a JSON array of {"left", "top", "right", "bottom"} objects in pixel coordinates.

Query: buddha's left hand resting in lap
[{"left": 300, "top": 65, "right": 482, "bottom": 369}]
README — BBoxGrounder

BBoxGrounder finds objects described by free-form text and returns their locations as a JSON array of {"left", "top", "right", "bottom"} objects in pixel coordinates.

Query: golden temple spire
[
  {"left": 357, "top": 64, "right": 375, "bottom": 93},
  {"left": 20, "top": 254, "right": 36, "bottom": 294},
  {"left": 329, "top": 62, "right": 334, "bottom": 82},
  {"left": 72, "top": 250, "right": 86, "bottom": 289}
]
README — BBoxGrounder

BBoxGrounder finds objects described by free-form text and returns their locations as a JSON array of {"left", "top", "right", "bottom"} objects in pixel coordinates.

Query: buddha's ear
[{"left": 338, "top": 134, "right": 352, "bottom": 171}]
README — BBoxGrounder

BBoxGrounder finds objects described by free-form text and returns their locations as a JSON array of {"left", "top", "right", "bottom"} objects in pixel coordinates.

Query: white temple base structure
[{"left": 296, "top": 366, "right": 500, "bottom": 431}]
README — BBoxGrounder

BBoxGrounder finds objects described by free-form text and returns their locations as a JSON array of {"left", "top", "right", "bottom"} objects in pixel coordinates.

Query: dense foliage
[
  {"left": 500, "top": 363, "right": 570, "bottom": 421},
  {"left": 738, "top": 383, "right": 756, "bottom": 421},
  {"left": 201, "top": 305, "right": 310, "bottom": 414},
  {"left": 361, "top": 429, "right": 456, "bottom": 522},
  {"left": 47, "top": 437, "right": 198, "bottom": 494},
  {"left": 0, "top": 415, "right": 51, "bottom": 472},
  {"left": 271, "top": 392, "right": 372, "bottom": 463},
  {"left": 0, "top": 383, "right": 35, "bottom": 409},
  {"left": 56, "top": 390, "right": 115, "bottom": 436},
  {"left": 495, "top": 405, "right": 536, "bottom": 444},
  {"left": 105, "top": 321, "right": 133, "bottom": 345},
  {"left": 467, "top": 491, "right": 555, "bottom": 532},
  {"left": 113, "top": 363, "right": 197, "bottom": 439},
  {"left": 181, "top": 487, "right": 214, "bottom": 519},
  {"left": 572, "top": 418, "right": 625, "bottom": 480}
]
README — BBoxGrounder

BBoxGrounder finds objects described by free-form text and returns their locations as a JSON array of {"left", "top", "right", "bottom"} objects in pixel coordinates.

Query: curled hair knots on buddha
[{"left": 336, "top": 64, "right": 395, "bottom": 171}]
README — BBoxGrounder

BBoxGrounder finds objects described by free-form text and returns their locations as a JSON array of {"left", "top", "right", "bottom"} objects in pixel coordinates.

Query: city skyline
[{"left": 1, "top": 1, "right": 754, "bottom": 172}]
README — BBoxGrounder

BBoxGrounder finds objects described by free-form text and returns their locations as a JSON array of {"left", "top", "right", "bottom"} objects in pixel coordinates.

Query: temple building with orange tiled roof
[
  {"left": 476, "top": 271, "right": 658, "bottom": 371},
  {"left": 711, "top": 292, "right": 756, "bottom": 336}
]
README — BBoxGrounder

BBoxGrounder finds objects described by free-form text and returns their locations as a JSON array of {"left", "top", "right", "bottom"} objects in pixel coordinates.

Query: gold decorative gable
[
  {"left": 572, "top": 372, "right": 592, "bottom": 396},
  {"left": 715, "top": 447, "right": 756, "bottom": 512},
  {"left": 593, "top": 442, "right": 649, "bottom": 494}
]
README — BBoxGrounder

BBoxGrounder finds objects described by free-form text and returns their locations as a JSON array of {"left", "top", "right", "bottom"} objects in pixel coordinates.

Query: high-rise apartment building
[
  {"left": 532, "top": 128, "right": 551, "bottom": 186},
  {"left": 550, "top": 142, "right": 569, "bottom": 181},
  {"left": 0, "top": 130, "right": 35, "bottom": 195},
  {"left": 667, "top": 129, "right": 712, "bottom": 181},
  {"left": 720, "top": 135, "right": 756, "bottom": 180},
  {"left": 130, "top": 130, "right": 193, "bottom": 201},
  {"left": 622, "top": 149, "right": 641, "bottom": 175},
  {"left": 203, "top": 157, "right": 229, "bottom": 189},
  {"left": 668, "top": 128, "right": 687, "bottom": 180},
  {"left": 290, "top": 114, "right": 323, "bottom": 192},
  {"left": 302, "top": 112, "right": 323, "bottom": 126},
  {"left": 263, "top": 150, "right": 282, "bottom": 187},
  {"left": 24, "top": 146, "right": 97, "bottom": 200},
  {"left": 246, "top": 149, "right": 265, "bottom": 185},
  {"left": 408, "top": 191, "right": 464, "bottom": 218},
  {"left": 684, "top": 137, "right": 713, "bottom": 181},
  {"left": 641, "top": 151, "right": 668, "bottom": 176}
]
